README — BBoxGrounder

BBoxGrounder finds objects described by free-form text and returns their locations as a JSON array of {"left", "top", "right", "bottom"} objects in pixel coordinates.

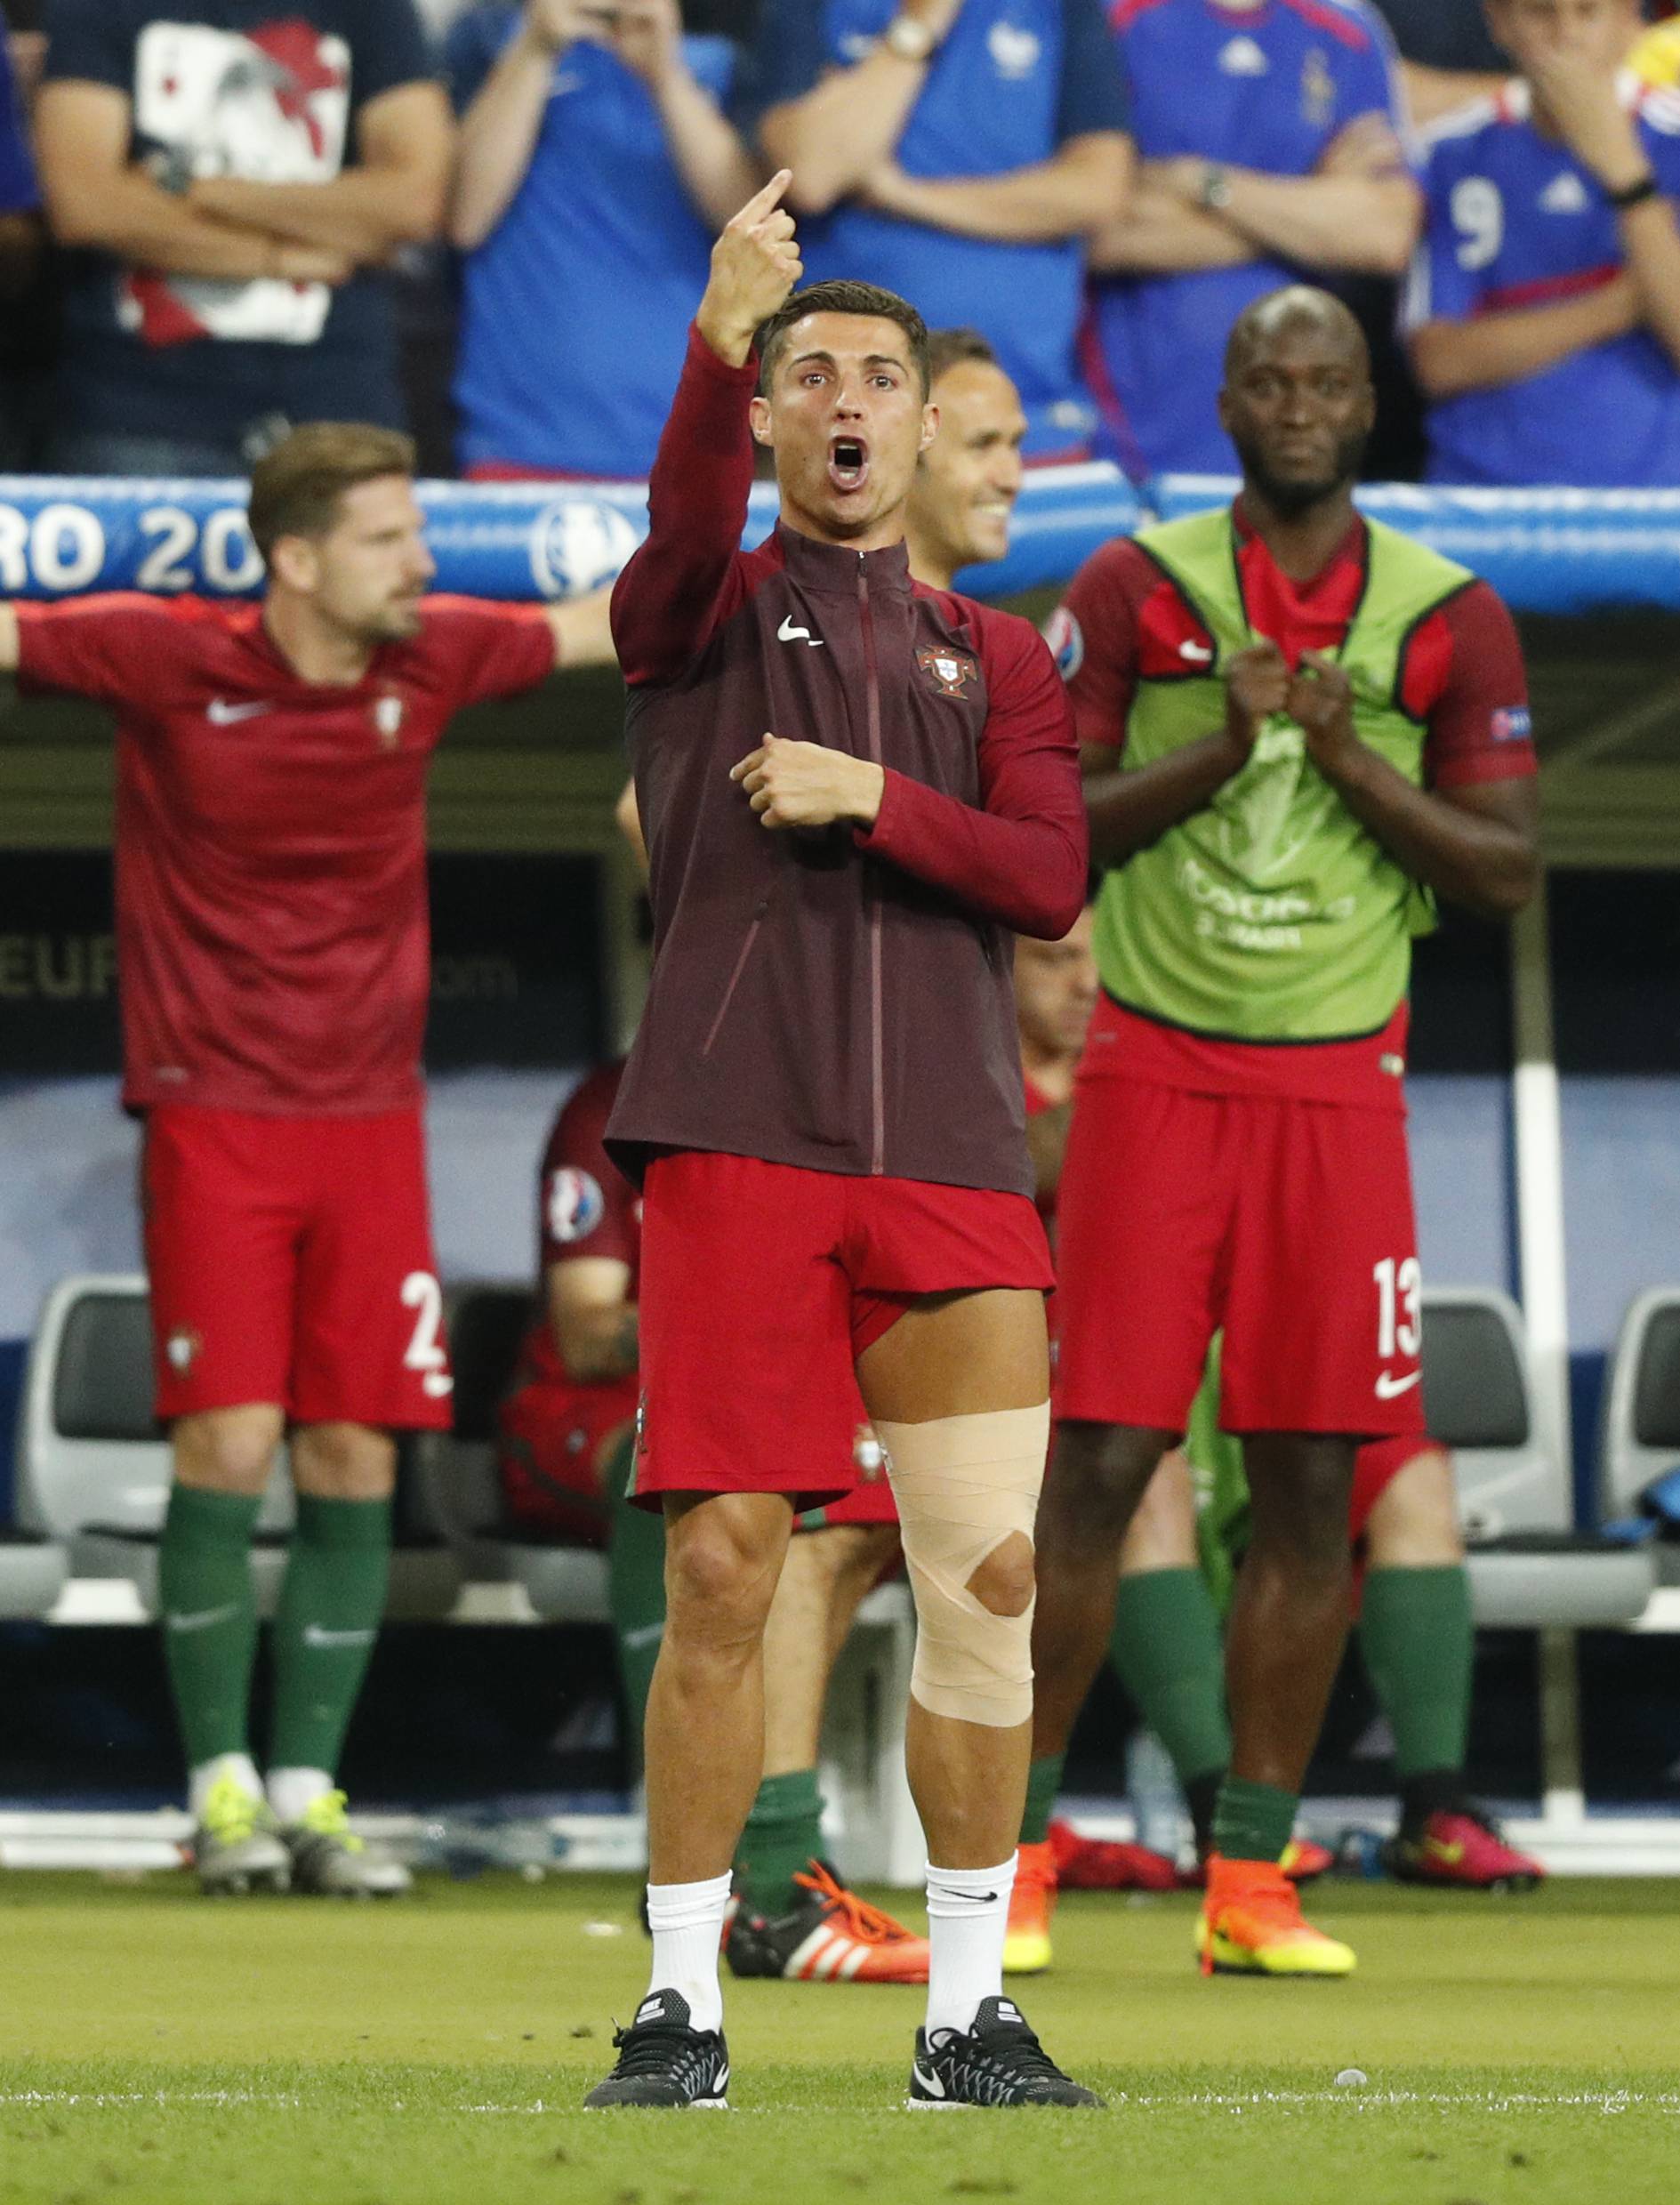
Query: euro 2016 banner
[{"left": 4, "top": 473, "right": 1680, "bottom": 610}]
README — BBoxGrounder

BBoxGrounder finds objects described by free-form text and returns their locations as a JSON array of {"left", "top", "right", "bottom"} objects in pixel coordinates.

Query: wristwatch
[
  {"left": 883, "top": 12, "right": 940, "bottom": 63},
  {"left": 1198, "top": 161, "right": 1233, "bottom": 213}
]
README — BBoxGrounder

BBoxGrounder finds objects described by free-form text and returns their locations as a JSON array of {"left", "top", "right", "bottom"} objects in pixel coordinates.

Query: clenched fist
[
  {"left": 1286, "top": 649, "right": 1360, "bottom": 774},
  {"left": 730, "top": 734, "right": 884, "bottom": 831},
  {"left": 1222, "top": 640, "right": 1290, "bottom": 760},
  {"left": 695, "top": 172, "right": 803, "bottom": 369}
]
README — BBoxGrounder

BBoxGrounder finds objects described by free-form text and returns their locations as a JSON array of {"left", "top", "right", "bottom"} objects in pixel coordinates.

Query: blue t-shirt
[
  {"left": 1406, "top": 83, "right": 1680, "bottom": 487},
  {"left": 743, "top": 0, "right": 1130, "bottom": 460},
  {"left": 1089, "top": 0, "right": 1403, "bottom": 478},
  {"left": 447, "top": 11, "right": 736, "bottom": 479},
  {"left": 44, "top": 0, "right": 431, "bottom": 446},
  {"left": 0, "top": 30, "right": 39, "bottom": 215}
]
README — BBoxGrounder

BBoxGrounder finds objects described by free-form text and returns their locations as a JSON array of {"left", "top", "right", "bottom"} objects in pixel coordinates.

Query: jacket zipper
[
  {"left": 857, "top": 557, "right": 885, "bottom": 1175},
  {"left": 701, "top": 904, "right": 767, "bottom": 1058}
]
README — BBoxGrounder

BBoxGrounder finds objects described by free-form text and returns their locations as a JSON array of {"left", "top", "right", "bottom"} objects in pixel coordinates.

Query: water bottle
[
  {"left": 406, "top": 1810, "right": 570, "bottom": 1881},
  {"left": 1125, "top": 1727, "right": 1186, "bottom": 1863}
]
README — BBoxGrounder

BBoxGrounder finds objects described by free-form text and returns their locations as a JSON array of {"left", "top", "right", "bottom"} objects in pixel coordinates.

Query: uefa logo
[{"left": 528, "top": 498, "right": 641, "bottom": 601}]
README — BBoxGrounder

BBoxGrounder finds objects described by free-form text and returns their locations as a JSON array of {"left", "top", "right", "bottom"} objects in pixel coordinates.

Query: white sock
[
  {"left": 267, "top": 1766, "right": 335, "bottom": 1825},
  {"left": 924, "top": 1855, "right": 1017, "bottom": 2039},
  {"left": 189, "top": 1751, "right": 262, "bottom": 1818},
  {"left": 645, "top": 1871, "right": 733, "bottom": 2035}
]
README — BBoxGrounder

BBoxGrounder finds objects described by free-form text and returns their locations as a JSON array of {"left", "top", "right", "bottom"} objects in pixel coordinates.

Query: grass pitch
[{"left": 1, "top": 1871, "right": 1676, "bottom": 2204}]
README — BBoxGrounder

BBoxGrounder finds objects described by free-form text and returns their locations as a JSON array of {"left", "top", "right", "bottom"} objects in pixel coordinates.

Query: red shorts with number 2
[
  {"left": 1055, "top": 1077, "right": 1425, "bottom": 1440},
  {"left": 142, "top": 1104, "right": 454, "bottom": 1429}
]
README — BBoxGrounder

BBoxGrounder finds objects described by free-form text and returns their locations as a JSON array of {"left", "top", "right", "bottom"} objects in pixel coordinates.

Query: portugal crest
[{"left": 917, "top": 646, "right": 980, "bottom": 699}]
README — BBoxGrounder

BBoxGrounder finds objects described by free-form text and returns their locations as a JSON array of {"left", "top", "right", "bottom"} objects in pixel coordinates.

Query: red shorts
[
  {"left": 496, "top": 1373, "right": 639, "bottom": 1546},
  {"left": 1350, "top": 1434, "right": 1446, "bottom": 1547},
  {"left": 1055, "top": 1078, "right": 1425, "bottom": 1439},
  {"left": 632, "top": 1151, "right": 1052, "bottom": 1509},
  {"left": 141, "top": 1105, "right": 452, "bottom": 1429}
]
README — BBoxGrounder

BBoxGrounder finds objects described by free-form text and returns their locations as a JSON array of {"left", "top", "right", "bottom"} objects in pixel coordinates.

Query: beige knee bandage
[{"left": 876, "top": 1403, "right": 1049, "bottom": 1730}]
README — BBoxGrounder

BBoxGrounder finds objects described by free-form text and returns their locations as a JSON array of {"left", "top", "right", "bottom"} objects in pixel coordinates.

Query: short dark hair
[
  {"left": 247, "top": 421, "right": 417, "bottom": 565},
  {"left": 926, "top": 327, "right": 998, "bottom": 383},
  {"left": 756, "top": 279, "right": 932, "bottom": 398}
]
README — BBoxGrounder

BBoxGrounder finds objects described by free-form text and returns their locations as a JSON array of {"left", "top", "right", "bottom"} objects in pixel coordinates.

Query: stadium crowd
[
  {"left": 0, "top": 0, "right": 1663, "bottom": 2114},
  {"left": 1, "top": 0, "right": 1680, "bottom": 484}
]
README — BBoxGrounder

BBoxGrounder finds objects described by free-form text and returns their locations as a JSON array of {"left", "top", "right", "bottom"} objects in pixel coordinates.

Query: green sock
[
  {"left": 736, "top": 1768, "right": 825, "bottom": 1918},
  {"left": 268, "top": 1495, "right": 390, "bottom": 1777},
  {"left": 1210, "top": 1774, "right": 1297, "bottom": 1865},
  {"left": 1109, "top": 1567, "right": 1232, "bottom": 1795},
  {"left": 158, "top": 1484, "right": 263, "bottom": 1768},
  {"left": 1359, "top": 1564, "right": 1474, "bottom": 1782},
  {"left": 606, "top": 1433, "right": 666, "bottom": 1752},
  {"left": 1019, "top": 1753, "right": 1065, "bottom": 1847}
]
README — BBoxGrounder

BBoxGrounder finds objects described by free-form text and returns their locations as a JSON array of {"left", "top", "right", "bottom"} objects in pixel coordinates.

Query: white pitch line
[{"left": 3, "top": 2088, "right": 1676, "bottom": 2118}]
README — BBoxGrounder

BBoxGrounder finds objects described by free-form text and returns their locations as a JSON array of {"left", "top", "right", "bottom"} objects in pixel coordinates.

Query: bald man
[{"left": 1017, "top": 286, "right": 1540, "bottom": 1979}]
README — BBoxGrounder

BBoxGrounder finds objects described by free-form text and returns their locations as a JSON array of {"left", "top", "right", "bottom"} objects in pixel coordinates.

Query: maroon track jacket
[{"left": 604, "top": 326, "right": 1089, "bottom": 1197}]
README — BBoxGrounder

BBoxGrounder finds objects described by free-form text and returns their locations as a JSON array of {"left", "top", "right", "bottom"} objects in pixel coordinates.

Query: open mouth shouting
[{"left": 828, "top": 434, "right": 870, "bottom": 494}]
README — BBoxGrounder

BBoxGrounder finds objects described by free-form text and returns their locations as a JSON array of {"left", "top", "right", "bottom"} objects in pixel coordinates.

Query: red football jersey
[
  {"left": 518, "top": 1059, "right": 641, "bottom": 1396},
  {"left": 16, "top": 594, "right": 555, "bottom": 1114}
]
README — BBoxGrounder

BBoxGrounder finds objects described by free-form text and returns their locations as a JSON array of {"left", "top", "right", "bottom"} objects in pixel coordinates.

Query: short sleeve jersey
[
  {"left": 0, "top": 31, "right": 39, "bottom": 214},
  {"left": 1050, "top": 513, "right": 1537, "bottom": 1100},
  {"left": 1089, "top": 0, "right": 1405, "bottom": 478},
  {"left": 742, "top": 0, "right": 1130, "bottom": 459},
  {"left": 447, "top": 10, "right": 738, "bottom": 478},
  {"left": 518, "top": 1058, "right": 643, "bottom": 1394},
  {"left": 43, "top": 0, "right": 432, "bottom": 446},
  {"left": 1405, "top": 81, "right": 1680, "bottom": 486},
  {"left": 15, "top": 594, "right": 554, "bottom": 1115}
]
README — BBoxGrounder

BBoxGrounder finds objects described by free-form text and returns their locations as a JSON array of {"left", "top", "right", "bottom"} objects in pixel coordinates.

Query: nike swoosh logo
[
  {"left": 938, "top": 1889, "right": 999, "bottom": 1903},
  {"left": 165, "top": 1604, "right": 239, "bottom": 1634},
  {"left": 207, "top": 699, "right": 271, "bottom": 725},
  {"left": 1424, "top": 1838, "right": 1466, "bottom": 1866},
  {"left": 912, "top": 2062, "right": 946, "bottom": 2098},
  {"left": 777, "top": 615, "right": 824, "bottom": 646},
  {"left": 1178, "top": 640, "right": 1213, "bottom": 664},
  {"left": 301, "top": 1624, "right": 377, "bottom": 1649},
  {"left": 1375, "top": 1369, "right": 1422, "bottom": 1399}
]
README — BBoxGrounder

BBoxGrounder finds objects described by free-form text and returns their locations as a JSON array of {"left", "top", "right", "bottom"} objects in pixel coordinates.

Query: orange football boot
[
  {"left": 1002, "top": 1839, "right": 1058, "bottom": 1976},
  {"left": 1196, "top": 1854, "right": 1355, "bottom": 1978}
]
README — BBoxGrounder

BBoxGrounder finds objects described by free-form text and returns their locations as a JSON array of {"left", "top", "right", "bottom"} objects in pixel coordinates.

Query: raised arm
[
  {"left": 1526, "top": 61, "right": 1680, "bottom": 374},
  {"left": 448, "top": 2, "right": 588, "bottom": 253},
  {"left": 608, "top": 1, "right": 760, "bottom": 232},
  {"left": 758, "top": 0, "right": 963, "bottom": 217},
  {"left": 858, "top": 131, "right": 1131, "bottom": 245},
  {"left": 36, "top": 81, "right": 348, "bottom": 280},
  {"left": 189, "top": 81, "right": 452, "bottom": 259},
  {"left": 547, "top": 584, "right": 618, "bottom": 672},
  {"left": 610, "top": 171, "right": 801, "bottom": 685}
]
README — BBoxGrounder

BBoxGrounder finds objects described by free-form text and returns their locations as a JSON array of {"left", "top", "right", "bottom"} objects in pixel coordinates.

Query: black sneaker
[
  {"left": 909, "top": 1995, "right": 1102, "bottom": 2109},
  {"left": 583, "top": 1989, "right": 730, "bottom": 2109}
]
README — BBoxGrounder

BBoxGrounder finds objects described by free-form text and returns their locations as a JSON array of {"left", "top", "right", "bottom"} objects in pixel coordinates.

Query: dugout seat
[
  {"left": 13, "top": 1275, "right": 459, "bottom": 1620},
  {"left": 1596, "top": 1288, "right": 1680, "bottom": 1577},
  {"left": 408, "top": 1281, "right": 610, "bottom": 1622},
  {"left": 1419, "top": 1287, "right": 1652, "bottom": 1628}
]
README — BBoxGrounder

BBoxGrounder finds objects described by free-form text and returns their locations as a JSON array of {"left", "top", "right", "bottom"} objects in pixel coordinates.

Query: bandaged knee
[{"left": 876, "top": 1404, "right": 1049, "bottom": 1729}]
